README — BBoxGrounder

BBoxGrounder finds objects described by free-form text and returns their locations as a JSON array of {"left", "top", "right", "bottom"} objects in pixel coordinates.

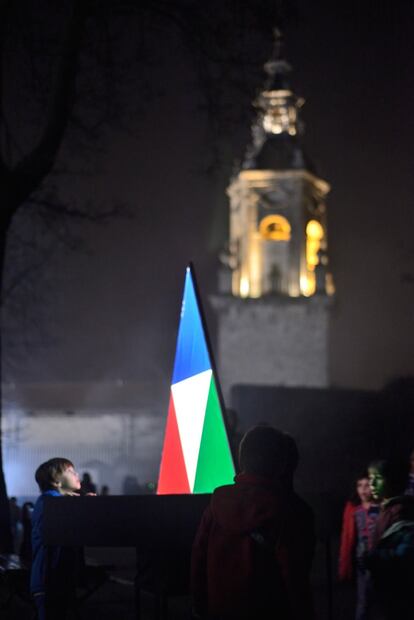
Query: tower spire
[
  {"left": 256, "top": 28, "right": 302, "bottom": 139},
  {"left": 243, "top": 28, "right": 305, "bottom": 171},
  {"left": 263, "top": 28, "right": 289, "bottom": 91}
]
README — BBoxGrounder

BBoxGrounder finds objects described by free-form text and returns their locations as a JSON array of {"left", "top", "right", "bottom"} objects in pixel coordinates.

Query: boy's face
[
  {"left": 356, "top": 477, "right": 372, "bottom": 503},
  {"left": 58, "top": 466, "right": 81, "bottom": 494},
  {"left": 368, "top": 468, "right": 387, "bottom": 501}
]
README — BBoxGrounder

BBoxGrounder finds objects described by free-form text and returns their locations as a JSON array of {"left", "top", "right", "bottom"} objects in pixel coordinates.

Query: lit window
[
  {"left": 239, "top": 276, "right": 250, "bottom": 298},
  {"left": 306, "top": 220, "right": 324, "bottom": 270},
  {"left": 302, "top": 219, "right": 324, "bottom": 296},
  {"left": 259, "top": 215, "right": 291, "bottom": 241},
  {"left": 300, "top": 274, "right": 315, "bottom": 297}
]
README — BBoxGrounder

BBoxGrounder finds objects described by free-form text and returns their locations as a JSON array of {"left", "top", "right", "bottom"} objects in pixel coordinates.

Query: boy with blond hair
[{"left": 31, "top": 458, "right": 83, "bottom": 620}]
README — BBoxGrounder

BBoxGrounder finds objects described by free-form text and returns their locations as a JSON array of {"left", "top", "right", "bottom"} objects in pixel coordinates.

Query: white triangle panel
[{"left": 171, "top": 369, "right": 212, "bottom": 491}]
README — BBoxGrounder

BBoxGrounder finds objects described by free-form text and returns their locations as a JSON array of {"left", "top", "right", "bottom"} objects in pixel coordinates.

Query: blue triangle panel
[{"left": 172, "top": 267, "right": 211, "bottom": 384}]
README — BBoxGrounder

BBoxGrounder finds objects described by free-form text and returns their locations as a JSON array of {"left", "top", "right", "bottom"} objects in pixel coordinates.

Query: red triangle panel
[{"left": 157, "top": 394, "right": 190, "bottom": 494}]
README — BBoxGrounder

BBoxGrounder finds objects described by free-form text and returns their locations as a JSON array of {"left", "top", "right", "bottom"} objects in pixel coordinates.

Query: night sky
[{"left": 3, "top": 0, "right": 414, "bottom": 399}]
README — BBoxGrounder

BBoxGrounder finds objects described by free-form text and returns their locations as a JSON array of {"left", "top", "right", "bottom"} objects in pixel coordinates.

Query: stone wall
[
  {"left": 3, "top": 409, "right": 164, "bottom": 498},
  {"left": 210, "top": 293, "right": 331, "bottom": 402}
]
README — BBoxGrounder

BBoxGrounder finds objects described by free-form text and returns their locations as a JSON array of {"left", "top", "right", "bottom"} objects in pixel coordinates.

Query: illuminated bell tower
[{"left": 212, "top": 32, "right": 334, "bottom": 402}]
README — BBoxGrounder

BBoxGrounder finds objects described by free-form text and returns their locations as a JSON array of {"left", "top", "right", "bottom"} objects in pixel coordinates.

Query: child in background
[
  {"left": 9, "top": 496, "right": 22, "bottom": 552},
  {"left": 31, "top": 458, "right": 83, "bottom": 620},
  {"left": 20, "top": 501, "right": 34, "bottom": 562},
  {"left": 366, "top": 458, "right": 414, "bottom": 620},
  {"left": 338, "top": 473, "right": 380, "bottom": 620}
]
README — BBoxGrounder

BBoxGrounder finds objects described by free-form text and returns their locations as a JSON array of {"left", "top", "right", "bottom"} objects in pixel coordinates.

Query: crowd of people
[
  {"left": 7, "top": 431, "right": 414, "bottom": 620},
  {"left": 338, "top": 452, "right": 414, "bottom": 620}
]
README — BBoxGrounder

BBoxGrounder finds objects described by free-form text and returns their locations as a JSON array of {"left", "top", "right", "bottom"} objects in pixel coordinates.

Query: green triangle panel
[{"left": 193, "top": 376, "right": 235, "bottom": 493}]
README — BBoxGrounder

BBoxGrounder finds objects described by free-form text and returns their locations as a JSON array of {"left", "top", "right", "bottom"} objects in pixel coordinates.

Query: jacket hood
[
  {"left": 210, "top": 473, "right": 286, "bottom": 533},
  {"left": 384, "top": 494, "right": 414, "bottom": 520}
]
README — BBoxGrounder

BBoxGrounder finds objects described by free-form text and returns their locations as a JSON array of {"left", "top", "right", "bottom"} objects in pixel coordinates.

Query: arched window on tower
[
  {"left": 259, "top": 215, "right": 291, "bottom": 295},
  {"left": 259, "top": 214, "right": 291, "bottom": 241}
]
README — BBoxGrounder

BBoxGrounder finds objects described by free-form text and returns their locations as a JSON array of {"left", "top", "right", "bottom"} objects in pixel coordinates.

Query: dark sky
[{"left": 4, "top": 0, "right": 414, "bottom": 397}]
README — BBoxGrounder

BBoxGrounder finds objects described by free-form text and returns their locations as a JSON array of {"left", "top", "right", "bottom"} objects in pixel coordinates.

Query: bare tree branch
[
  {"left": 29, "top": 196, "right": 123, "bottom": 222},
  {"left": 11, "top": 1, "right": 89, "bottom": 209},
  {"left": 0, "top": 0, "right": 14, "bottom": 173}
]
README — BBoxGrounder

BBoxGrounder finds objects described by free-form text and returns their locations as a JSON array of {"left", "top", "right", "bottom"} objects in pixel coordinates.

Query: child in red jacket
[
  {"left": 191, "top": 426, "right": 315, "bottom": 620},
  {"left": 338, "top": 473, "right": 380, "bottom": 620}
]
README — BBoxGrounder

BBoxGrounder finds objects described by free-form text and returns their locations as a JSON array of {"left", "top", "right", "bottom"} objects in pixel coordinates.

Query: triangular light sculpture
[{"left": 157, "top": 265, "right": 235, "bottom": 494}]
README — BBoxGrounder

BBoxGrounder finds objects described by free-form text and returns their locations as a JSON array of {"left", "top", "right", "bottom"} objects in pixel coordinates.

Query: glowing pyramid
[{"left": 157, "top": 265, "right": 235, "bottom": 494}]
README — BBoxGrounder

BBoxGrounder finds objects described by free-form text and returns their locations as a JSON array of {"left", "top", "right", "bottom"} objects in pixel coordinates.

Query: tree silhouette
[{"left": 0, "top": 0, "right": 286, "bottom": 550}]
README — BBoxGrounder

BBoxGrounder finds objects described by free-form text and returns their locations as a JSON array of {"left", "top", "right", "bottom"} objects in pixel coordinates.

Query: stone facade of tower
[
  {"left": 211, "top": 36, "right": 334, "bottom": 403},
  {"left": 211, "top": 295, "right": 330, "bottom": 402}
]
